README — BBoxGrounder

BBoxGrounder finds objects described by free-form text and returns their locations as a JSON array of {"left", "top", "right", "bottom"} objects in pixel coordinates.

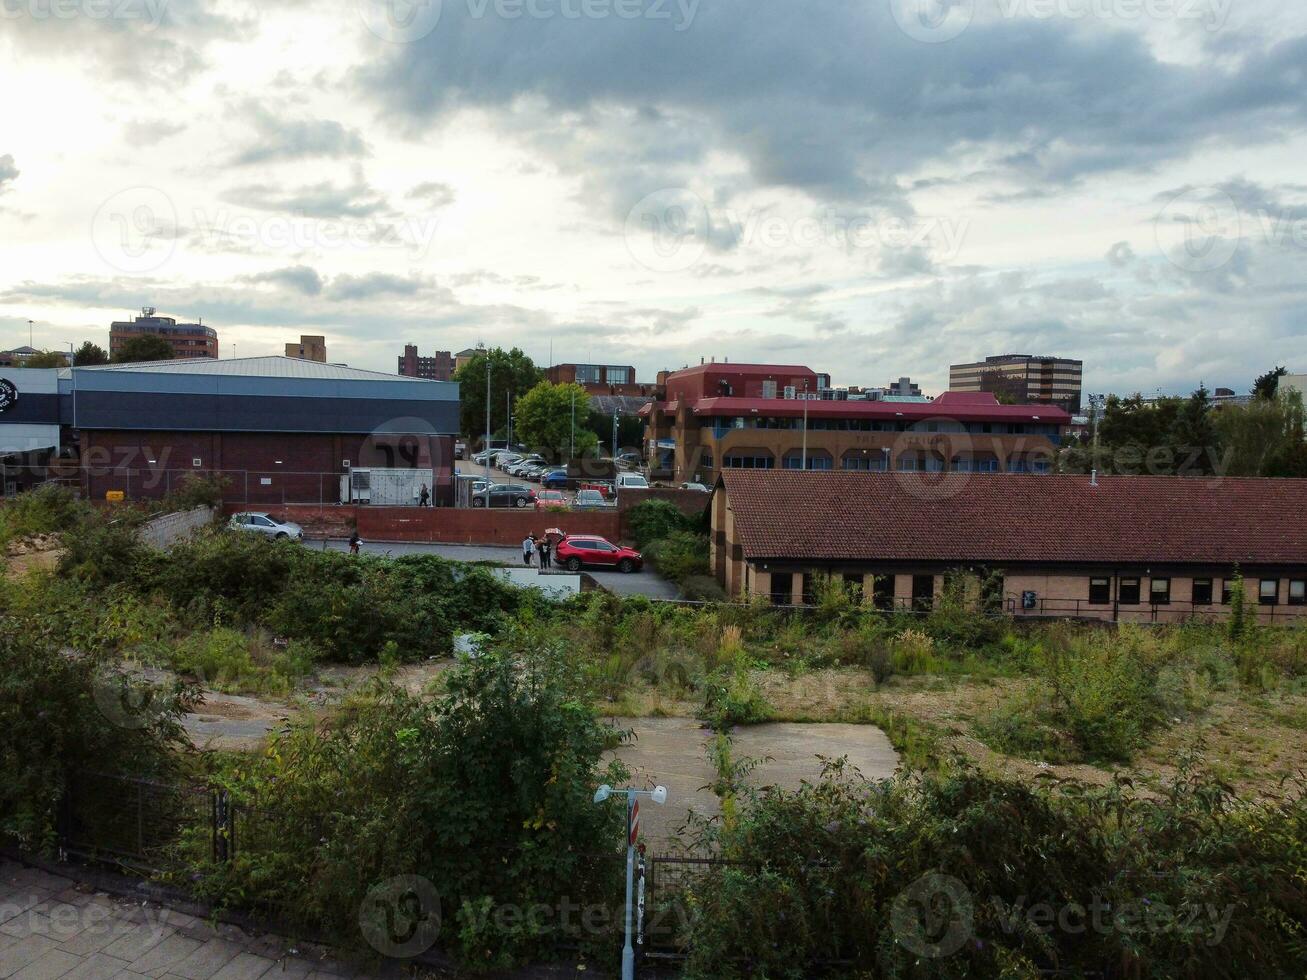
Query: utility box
[{"left": 340, "top": 467, "right": 434, "bottom": 506}]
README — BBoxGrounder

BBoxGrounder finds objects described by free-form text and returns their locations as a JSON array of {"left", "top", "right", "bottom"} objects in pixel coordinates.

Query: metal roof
[{"left": 67, "top": 356, "right": 442, "bottom": 384}]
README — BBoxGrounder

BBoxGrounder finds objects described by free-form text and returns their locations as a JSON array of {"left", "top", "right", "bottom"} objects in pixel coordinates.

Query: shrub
[
  {"left": 626, "top": 498, "right": 695, "bottom": 549},
  {"left": 890, "top": 628, "right": 940, "bottom": 674},
  {"left": 161, "top": 473, "right": 229, "bottom": 512},
  {"left": 0, "top": 483, "right": 89, "bottom": 547},
  {"left": 643, "top": 530, "right": 710, "bottom": 585},
  {"left": 702, "top": 655, "right": 771, "bottom": 728},
  {"left": 681, "top": 762, "right": 1307, "bottom": 978},
  {"left": 682, "top": 574, "right": 728, "bottom": 602},
  {"left": 0, "top": 622, "right": 195, "bottom": 850},
  {"left": 194, "top": 646, "right": 629, "bottom": 967}
]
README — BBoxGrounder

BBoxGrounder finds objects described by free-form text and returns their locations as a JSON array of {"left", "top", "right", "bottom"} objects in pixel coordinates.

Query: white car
[
  {"left": 615, "top": 472, "right": 649, "bottom": 490},
  {"left": 680, "top": 482, "right": 711, "bottom": 492},
  {"left": 228, "top": 512, "right": 304, "bottom": 541}
]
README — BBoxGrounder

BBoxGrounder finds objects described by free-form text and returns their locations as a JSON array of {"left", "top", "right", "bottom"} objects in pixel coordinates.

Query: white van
[{"left": 615, "top": 473, "right": 649, "bottom": 490}]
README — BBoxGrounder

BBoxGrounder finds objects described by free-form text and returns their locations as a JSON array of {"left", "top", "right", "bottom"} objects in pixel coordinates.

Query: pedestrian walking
[
  {"left": 522, "top": 532, "right": 536, "bottom": 567},
  {"left": 418, "top": 483, "right": 431, "bottom": 507},
  {"left": 348, "top": 530, "right": 362, "bottom": 555},
  {"left": 539, "top": 535, "right": 552, "bottom": 569}
]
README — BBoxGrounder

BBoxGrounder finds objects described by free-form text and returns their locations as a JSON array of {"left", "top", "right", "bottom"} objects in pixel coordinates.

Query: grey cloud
[
  {"left": 0, "top": 155, "right": 17, "bottom": 194},
  {"left": 326, "top": 273, "right": 428, "bottom": 301},
  {"left": 123, "top": 118, "right": 185, "bottom": 145},
  {"left": 230, "top": 102, "right": 370, "bottom": 166},
  {"left": 362, "top": 3, "right": 1307, "bottom": 209},
  {"left": 246, "top": 265, "right": 324, "bottom": 295},
  {"left": 220, "top": 167, "right": 390, "bottom": 218},
  {"left": 406, "top": 182, "right": 456, "bottom": 209}
]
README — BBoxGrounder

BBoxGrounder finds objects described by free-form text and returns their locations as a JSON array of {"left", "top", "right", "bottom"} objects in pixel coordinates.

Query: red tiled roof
[
  {"left": 691, "top": 390, "right": 1069, "bottom": 423},
  {"left": 718, "top": 471, "right": 1307, "bottom": 566}
]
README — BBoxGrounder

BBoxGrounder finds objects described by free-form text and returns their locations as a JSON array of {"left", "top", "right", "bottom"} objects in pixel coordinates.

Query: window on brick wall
[
  {"left": 1259, "top": 579, "right": 1280, "bottom": 606},
  {"left": 1192, "top": 578, "right": 1213, "bottom": 605},
  {"left": 1088, "top": 577, "right": 1111, "bottom": 604},
  {"left": 1150, "top": 577, "right": 1171, "bottom": 605},
  {"left": 1119, "top": 578, "right": 1141, "bottom": 604}
]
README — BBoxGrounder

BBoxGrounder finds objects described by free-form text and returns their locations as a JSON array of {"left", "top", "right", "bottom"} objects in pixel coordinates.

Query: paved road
[{"left": 316, "top": 539, "right": 679, "bottom": 599}]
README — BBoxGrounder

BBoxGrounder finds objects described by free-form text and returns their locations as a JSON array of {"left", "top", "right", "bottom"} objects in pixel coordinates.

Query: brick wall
[{"left": 357, "top": 507, "right": 622, "bottom": 545}]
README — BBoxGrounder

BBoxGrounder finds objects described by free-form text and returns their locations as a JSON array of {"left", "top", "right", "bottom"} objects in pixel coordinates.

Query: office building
[
  {"left": 110, "top": 309, "right": 218, "bottom": 360},
  {"left": 949, "top": 354, "right": 1083, "bottom": 413},
  {"left": 642, "top": 362, "right": 1068, "bottom": 483}
]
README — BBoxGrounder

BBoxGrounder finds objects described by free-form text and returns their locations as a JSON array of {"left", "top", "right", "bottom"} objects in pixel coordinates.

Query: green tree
[
  {"left": 1252, "top": 366, "right": 1287, "bottom": 400},
  {"left": 453, "top": 347, "right": 542, "bottom": 443},
  {"left": 72, "top": 341, "right": 108, "bottom": 366},
  {"left": 113, "top": 334, "right": 174, "bottom": 363},
  {"left": 514, "top": 381, "right": 598, "bottom": 461},
  {"left": 1211, "top": 391, "right": 1306, "bottom": 477},
  {"left": 22, "top": 350, "right": 67, "bottom": 368},
  {"left": 1168, "top": 385, "right": 1217, "bottom": 474}
]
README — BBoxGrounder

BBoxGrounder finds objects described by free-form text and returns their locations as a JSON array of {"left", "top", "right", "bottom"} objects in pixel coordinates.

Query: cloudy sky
[{"left": 1, "top": 0, "right": 1305, "bottom": 395}]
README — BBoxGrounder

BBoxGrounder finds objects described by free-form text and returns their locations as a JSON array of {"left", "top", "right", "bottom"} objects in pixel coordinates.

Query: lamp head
[
  {"left": 593, "top": 784, "right": 612, "bottom": 804},
  {"left": 650, "top": 785, "right": 668, "bottom": 806}
]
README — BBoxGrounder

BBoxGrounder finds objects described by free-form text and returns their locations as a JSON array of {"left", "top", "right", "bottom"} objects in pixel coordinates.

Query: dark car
[
  {"left": 540, "top": 468, "right": 568, "bottom": 489},
  {"left": 554, "top": 534, "right": 643, "bottom": 573},
  {"left": 472, "top": 483, "right": 536, "bottom": 508}
]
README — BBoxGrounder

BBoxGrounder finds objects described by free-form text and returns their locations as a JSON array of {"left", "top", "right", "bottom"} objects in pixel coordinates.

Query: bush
[
  {"left": 644, "top": 530, "right": 710, "bottom": 585},
  {"left": 193, "top": 646, "right": 629, "bottom": 967},
  {"left": 0, "top": 622, "right": 195, "bottom": 850},
  {"left": 702, "top": 655, "right": 771, "bottom": 728},
  {"left": 681, "top": 762, "right": 1307, "bottom": 978},
  {"left": 0, "top": 484, "right": 90, "bottom": 547},
  {"left": 161, "top": 473, "right": 229, "bottom": 512},
  {"left": 626, "top": 498, "right": 696, "bottom": 550},
  {"left": 682, "top": 575, "right": 728, "bottom": 602}
]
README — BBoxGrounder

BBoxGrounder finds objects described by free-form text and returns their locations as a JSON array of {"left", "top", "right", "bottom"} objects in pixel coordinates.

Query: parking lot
[{"left": 453, "top": 457, "right": 620, "bottom": 509}]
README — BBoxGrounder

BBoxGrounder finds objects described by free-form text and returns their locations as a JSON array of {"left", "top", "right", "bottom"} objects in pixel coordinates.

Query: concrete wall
[{"left": 139, "top": 506, "right": 214, "bottom": 549}]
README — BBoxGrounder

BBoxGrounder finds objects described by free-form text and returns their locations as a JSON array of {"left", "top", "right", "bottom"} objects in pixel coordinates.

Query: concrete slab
[{"left": 604, "top": 717, "right": 899, "bottom": 846}]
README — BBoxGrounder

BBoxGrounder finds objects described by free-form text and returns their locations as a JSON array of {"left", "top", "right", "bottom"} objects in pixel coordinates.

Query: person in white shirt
[{"left": 522, "top": 533, "right": 536, "bottom": 567}]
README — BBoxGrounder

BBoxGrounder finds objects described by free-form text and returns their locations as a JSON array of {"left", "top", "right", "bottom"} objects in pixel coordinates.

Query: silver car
[{"left": 228, "top": 512, "right": 304, "bottom": 541}]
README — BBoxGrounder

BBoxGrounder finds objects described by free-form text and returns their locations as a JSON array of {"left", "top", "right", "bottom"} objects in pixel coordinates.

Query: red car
[
  {"left": 535, "top": 490, "right": 567, "bottom": 510},
  {"left": 554, "top": 534, "right": 643, "bottom": 573}
]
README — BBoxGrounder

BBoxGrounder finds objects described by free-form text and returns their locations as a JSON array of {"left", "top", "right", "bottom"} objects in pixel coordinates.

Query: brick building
[
  {"left": 642, "top": 362, "right": 1068, "bottom": 483},
  {"left": 546, "top": 363, "right": 659, "bottom": 398},
  {"left": 0, "top": 357, "right": 460, "bottom": 505},
  {"left": 398, "top": 344, "right": 455, "bottom": 381},
  {"left": 711, "top": 470, "right": 1307, "bottom": 622},
  {"left": 110, "top": 309, "right": 218, "bottom": 360},
  {"left": 286, "top": 335, "right": 327, "bottom": 362}
]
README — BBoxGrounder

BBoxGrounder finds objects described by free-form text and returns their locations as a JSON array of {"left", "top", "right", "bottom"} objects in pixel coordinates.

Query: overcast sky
[{"left": 1, "top": 0, "right": 1305, "bottom": 395}]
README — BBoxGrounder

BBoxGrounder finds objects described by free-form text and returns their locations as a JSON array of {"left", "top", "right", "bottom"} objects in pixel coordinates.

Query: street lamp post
[
  {"left": 593, "top": 783, "right": 668, "bottom": 980},
  {"left": 480, "top": 345, "right": 491, "bottom": 488}
]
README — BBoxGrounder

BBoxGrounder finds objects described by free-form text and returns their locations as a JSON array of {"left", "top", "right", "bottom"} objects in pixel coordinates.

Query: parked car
[
  {"left": 535, "top": 490, "right": 567, "bottom": 510},
  {"left": 555, "top": 534, "right": 643, "bottom": 573},
  {"left": 472, "top": 484, "right": 536, "bottom": 508},
  {"left": 540, "top": 468, "right": 569, "bottom": 489},
  {"left": 229, "top": 512, "right": 304, "bottom": 541},
  {"left": 508, "top": 455, "right": 546, "bottom": 477},
  {"left": 471, "top": 449, "right": 494, "bottom": 465},
  {"left": 680, "top": 482, "right": 711, "bottom": 492},
  {"left": 574, "top": 488, "right": 615, "bottom": 509},
  {"left": 616, "top": 472, "right": 650, "bottom": 490},
  {"left": 579, "top": 480, "right": 614, "bottom": 499},
  {"left": 493, "top": 451, "right": 523, "bottom": 468},
  {"left": 616, "top": 451, "right": 641, "bottom": 468}
]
